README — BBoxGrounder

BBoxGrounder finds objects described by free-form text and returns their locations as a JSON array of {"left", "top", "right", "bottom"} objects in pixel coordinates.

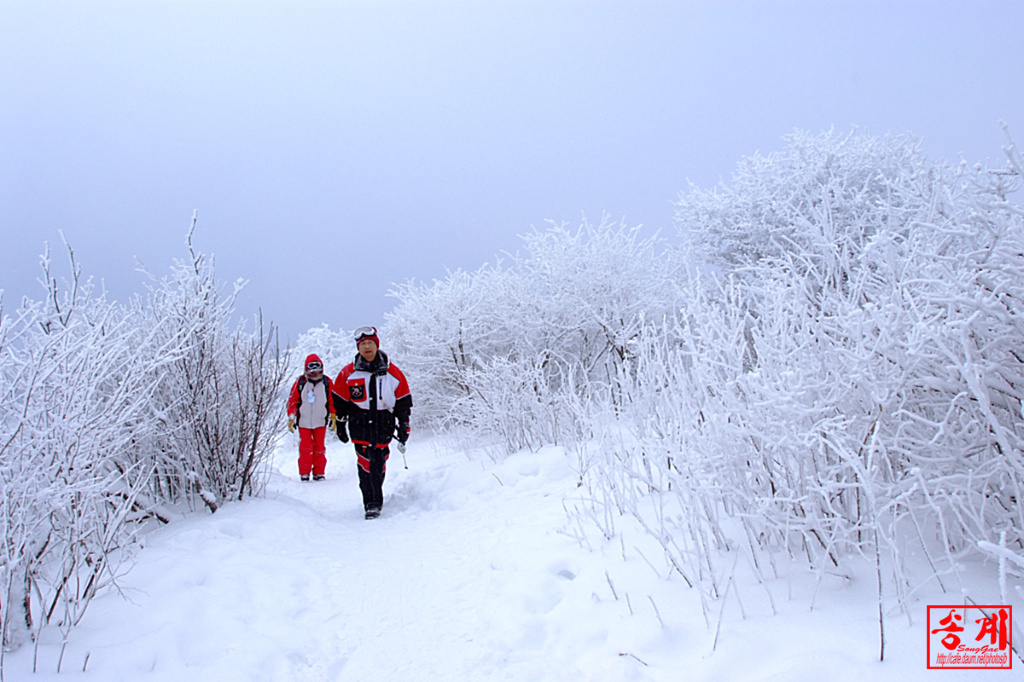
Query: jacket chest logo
[{"left": 348, "top": 379, "right": 366, "bottom": 401}]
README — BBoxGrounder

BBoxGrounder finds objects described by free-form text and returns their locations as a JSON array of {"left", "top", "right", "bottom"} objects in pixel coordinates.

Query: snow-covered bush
[
  {"left": 385, "top": 263, "right": 519, "bottom": 433},
  {"left": 0, "top": 243, "right": 167, "bottom": 667},
  {"left": 130, "top": 220, "right": 289, "bottom": 508},
  {"left": 578, "top": 128, "right": 1024, "bottom": 630},
  {"left": 1, "top": 222, "right": 288, "bottom": 671},
  {"left": 386, "top": 216, "right": 680, "bottom": 453}
]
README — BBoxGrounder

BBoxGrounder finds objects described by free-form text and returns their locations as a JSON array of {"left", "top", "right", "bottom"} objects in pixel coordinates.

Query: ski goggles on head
[
  {"left": 353, "top": 326, "right": 377, "bottom": 341},
  {"left": 305, "top": 361, "right": 323, "bottom": 372}
]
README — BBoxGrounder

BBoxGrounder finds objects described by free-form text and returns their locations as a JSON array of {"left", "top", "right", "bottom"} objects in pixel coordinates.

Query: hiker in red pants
[{"left": 287, "top": 354, "right": 337, "bottom": 481}]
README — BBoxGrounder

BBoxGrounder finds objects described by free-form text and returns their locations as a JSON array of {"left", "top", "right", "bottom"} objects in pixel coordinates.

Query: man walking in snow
[
  {"left": 287, "top": 354, "right": 337, "bottom": 481},
  {"left": 332, "top": 327, "right": 412, "bottom": 519}
]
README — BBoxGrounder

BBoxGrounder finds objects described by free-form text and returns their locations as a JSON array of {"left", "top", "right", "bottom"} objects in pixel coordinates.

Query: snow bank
[{"left": 6, "top": 436, "right": 1015, "bottom": 681}]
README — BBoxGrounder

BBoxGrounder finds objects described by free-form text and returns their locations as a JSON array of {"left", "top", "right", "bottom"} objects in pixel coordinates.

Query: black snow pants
[{"left": 356, "top": 444, "right": 389, "bottom": 511}]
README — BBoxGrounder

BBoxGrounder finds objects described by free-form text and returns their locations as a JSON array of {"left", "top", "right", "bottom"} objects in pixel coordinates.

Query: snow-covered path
[
  {"left": 7, "top": 437, "right": 1015, "bottom": 681},
  {"left": 11, "top": 438, "right": 645, "bottom": 681}
]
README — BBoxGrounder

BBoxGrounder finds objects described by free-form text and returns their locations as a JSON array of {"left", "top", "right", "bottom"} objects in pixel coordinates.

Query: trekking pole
[{"left": 395, "top": 425, "right": 409, "bottom": 469}]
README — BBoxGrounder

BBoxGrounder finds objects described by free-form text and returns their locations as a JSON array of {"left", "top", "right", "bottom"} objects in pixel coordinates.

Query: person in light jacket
[
  {"left": 332, "top": 327, "right": 412, "bottom": 519},
  {"left": 287, "top": 354, "right": 337, "bottom": 481}
]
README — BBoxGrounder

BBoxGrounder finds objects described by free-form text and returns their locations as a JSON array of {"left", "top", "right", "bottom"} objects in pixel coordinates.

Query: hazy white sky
[{"left": 2, "top": 1, "right": 1022, "bottom": 344}]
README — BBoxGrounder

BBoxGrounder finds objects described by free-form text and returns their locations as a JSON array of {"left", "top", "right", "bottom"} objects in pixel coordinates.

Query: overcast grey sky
[{"left": 2, "top": 1, "right": 1022, "bottom": 344}]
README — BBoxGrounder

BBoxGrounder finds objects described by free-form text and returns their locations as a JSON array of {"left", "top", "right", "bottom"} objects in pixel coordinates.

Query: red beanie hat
[
  {"left": 354, "top": 326, "right": 380, "bottom": 348},
  {"left": 304, "top": 354, "right": 323, "bottom": 372}
]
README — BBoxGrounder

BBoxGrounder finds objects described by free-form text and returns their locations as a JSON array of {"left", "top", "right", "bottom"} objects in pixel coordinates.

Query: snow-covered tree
[
  {"left": 130, "top": 219, "right": 289, "bottom": 508},
  {"left": 386, "top": 263, "right": 519, "bottom": 431},
  {"left": 1, "top": 222, "right": 288, "bottom": 672},
  {"left": 0, "top": 242, "right": 168, "bottom": 668},
  {"left": 385, "top": 215, "right": 680, "bottom": 453},
  {"left": 577, "top": 128, "right": 1024, "bottom": 635}
]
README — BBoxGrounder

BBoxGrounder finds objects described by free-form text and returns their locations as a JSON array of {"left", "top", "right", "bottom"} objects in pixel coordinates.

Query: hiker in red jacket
[
  {"left": 332, "top": 327, "right": 412, "bottom": 519},
  {"left": 287, "top": 354, "right": 337, "bottom": 481}
]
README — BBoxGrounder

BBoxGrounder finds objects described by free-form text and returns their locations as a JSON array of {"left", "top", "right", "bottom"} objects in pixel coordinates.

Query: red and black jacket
[{"left": 332, "top": 351, "right": 412, "bottom": 448}]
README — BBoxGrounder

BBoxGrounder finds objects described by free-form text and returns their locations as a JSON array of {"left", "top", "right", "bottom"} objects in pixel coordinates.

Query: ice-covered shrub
[
  {"left": 0, "top": 243, "right": 167, "bottom": 668},
  {"left": 1, "top": 221, "right": 288, "bottom": 672},
  {"left": 578, "top": 129, "right": 1024, "bottom": 640},
  {"left": 130, "top": 219, "right": 289, "bottom": 508},
  {"left": 386, "top": 215, "right": 679, "bottom": 453}
]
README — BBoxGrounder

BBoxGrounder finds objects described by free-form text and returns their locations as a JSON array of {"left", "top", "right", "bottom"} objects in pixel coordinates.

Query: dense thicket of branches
[
  {"left": 385, "top": 129, "right": 1024, "bottom": 644},
  {"left": 663, "top": 130, "right": 1024, "bottom": 599},
  {"left": 130, "top": 231, "right": 288, "bottom": 509},
  {"left": 386, "top": 218, "right": 680, "bottom": 450},
  {"left": 0, "top": 224, "right": 287, "bottom": 672}
]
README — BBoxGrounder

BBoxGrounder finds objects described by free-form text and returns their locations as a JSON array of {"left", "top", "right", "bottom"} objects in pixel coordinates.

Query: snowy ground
[{"left": 6, "top": 435, "right": 1018, "bottom": 681}]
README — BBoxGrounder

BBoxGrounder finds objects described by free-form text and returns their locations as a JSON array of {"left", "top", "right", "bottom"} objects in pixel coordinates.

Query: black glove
[
  {"left": 336, "top": 417, "right": 349, "bottom": 443},
  {"left": 396, "top": 421, "right": 410, "bottom": 444}
]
